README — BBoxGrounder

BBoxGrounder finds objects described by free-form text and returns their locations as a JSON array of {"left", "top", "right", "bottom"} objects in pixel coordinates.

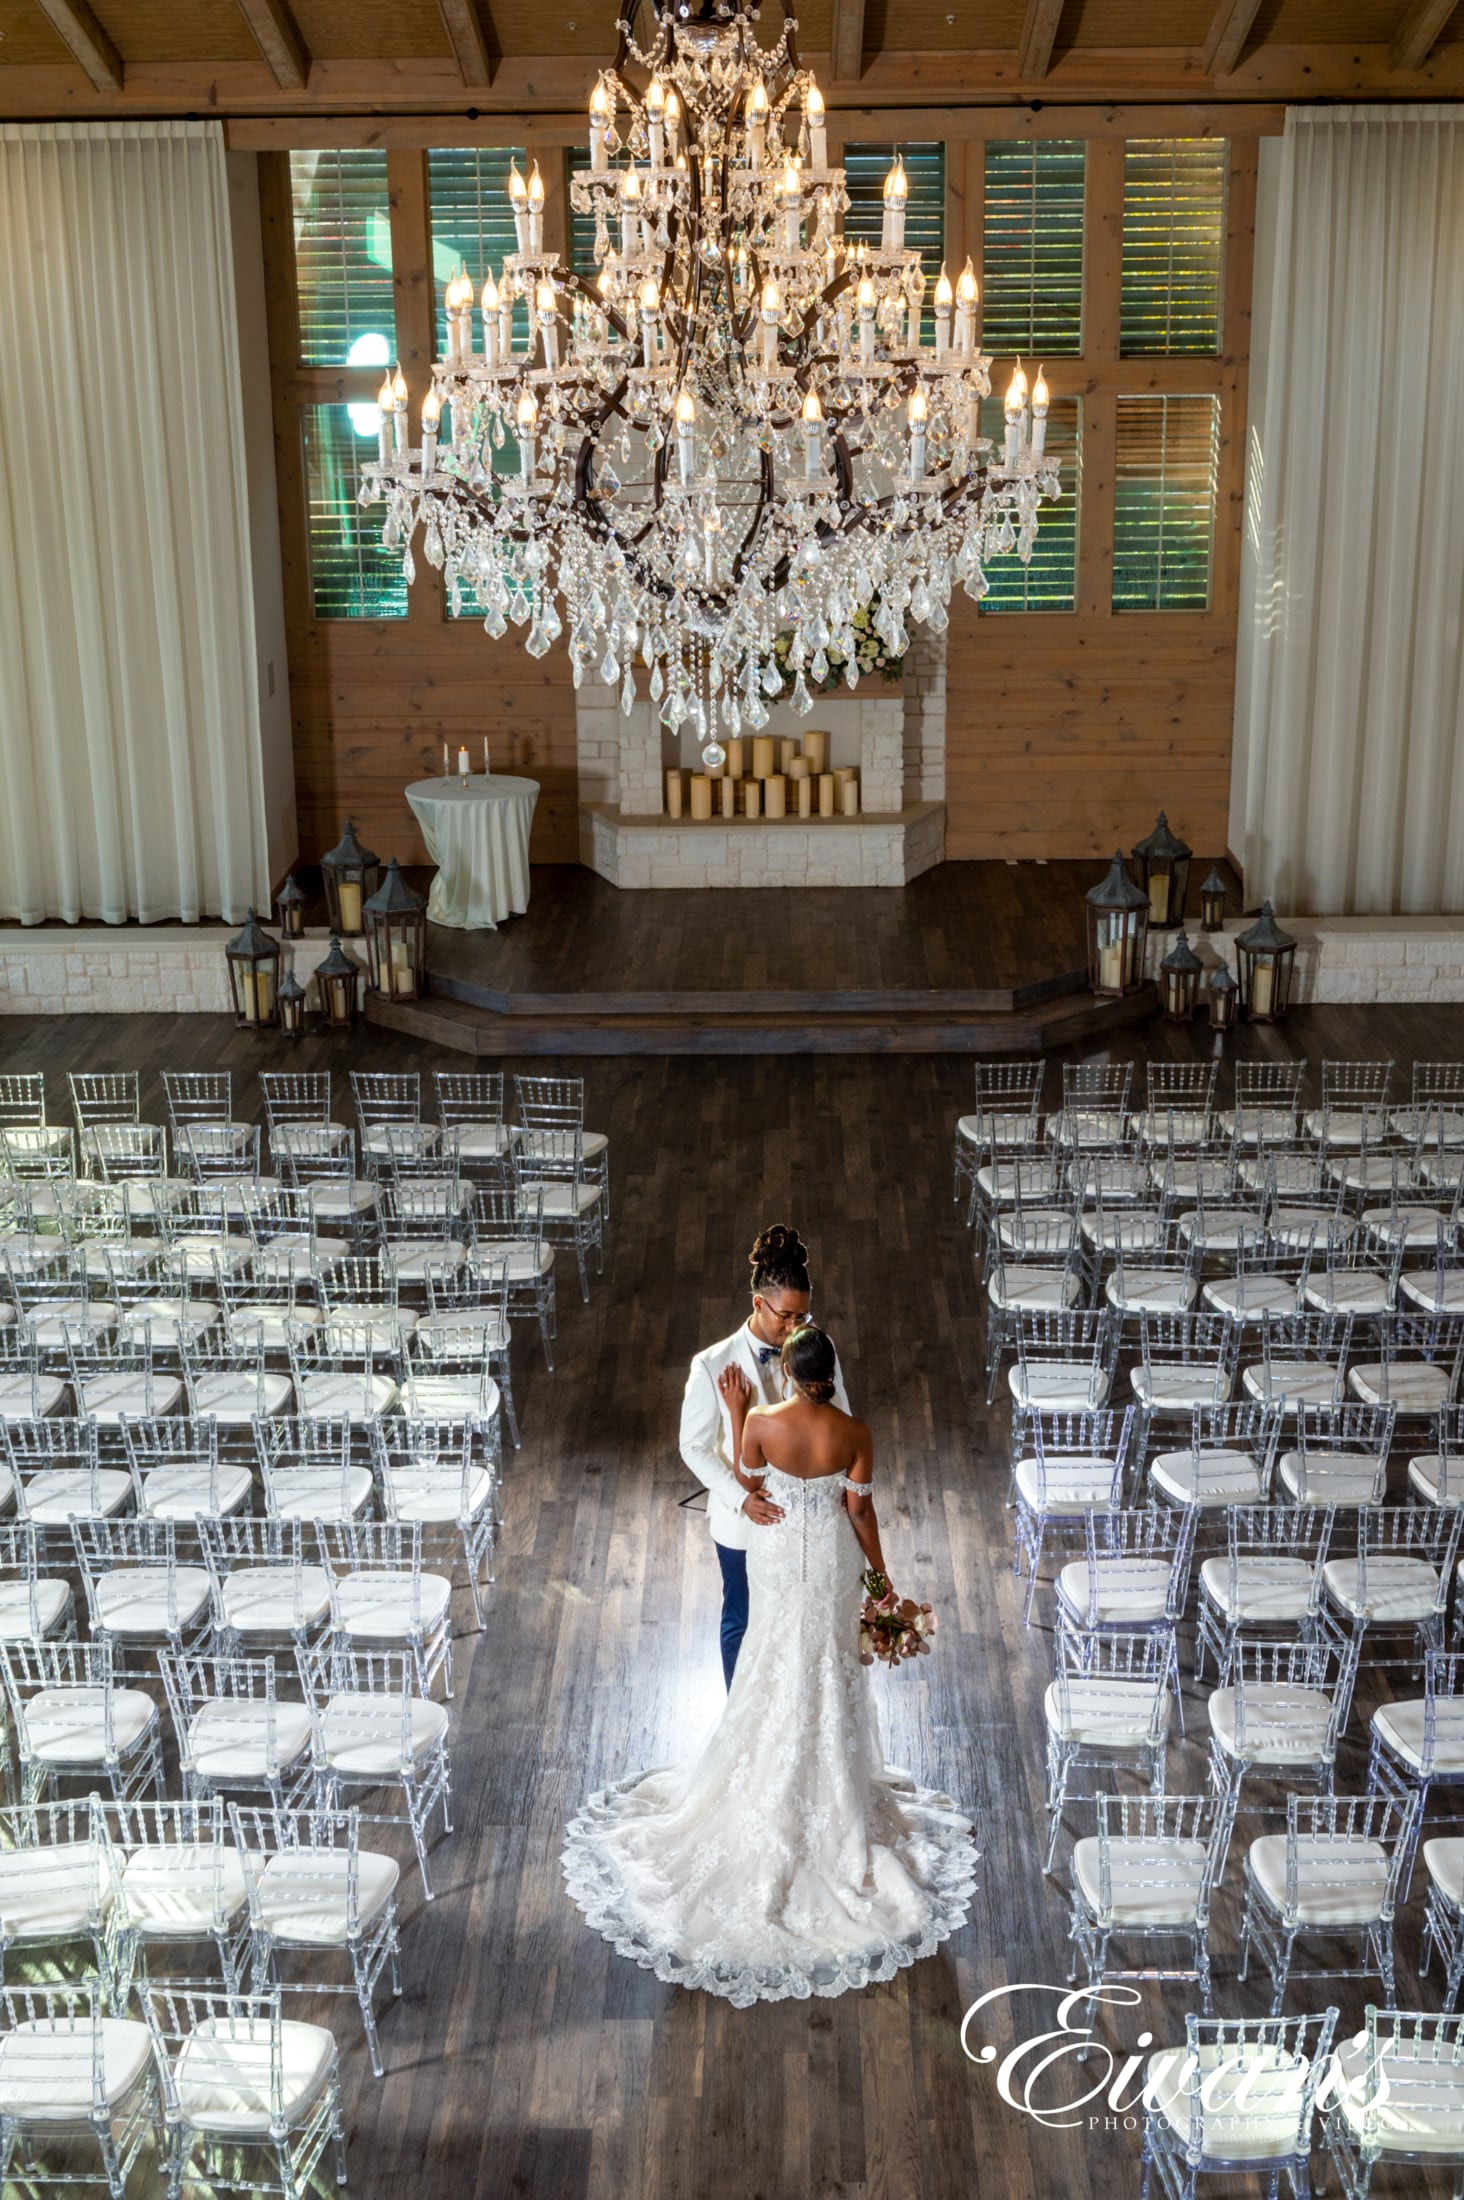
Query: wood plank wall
[{"left": 257, "top": 117, "right": 1261, "bottom": 873}]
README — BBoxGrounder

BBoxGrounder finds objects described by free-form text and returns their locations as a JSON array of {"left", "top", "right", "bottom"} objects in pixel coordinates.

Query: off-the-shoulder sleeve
[{"left": 839, "top": 1473, "right": 872, "bottom": 1495}]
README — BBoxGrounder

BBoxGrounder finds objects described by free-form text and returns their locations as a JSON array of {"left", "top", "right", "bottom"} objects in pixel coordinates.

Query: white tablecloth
[{"left": 405, "top": 775, "right": 539, "bottom": 930}]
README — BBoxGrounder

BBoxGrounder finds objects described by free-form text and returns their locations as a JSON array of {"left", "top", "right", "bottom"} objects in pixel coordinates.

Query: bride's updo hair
[
  {"left": 749, "top": 1223, "right": 811, "bottom": 1296},
  {"left": 783, "top": 1325, "right": 836, "bottom": 1402}
]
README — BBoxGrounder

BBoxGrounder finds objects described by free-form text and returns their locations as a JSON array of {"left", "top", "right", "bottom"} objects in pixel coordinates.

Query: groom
[{"left": 680, "top": 1225, "right": 849, "bottom": 1688}]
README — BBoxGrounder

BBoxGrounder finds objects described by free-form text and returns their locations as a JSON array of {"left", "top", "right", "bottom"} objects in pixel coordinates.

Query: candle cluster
[
  {"left": 361, "top": 0, "right": 1059, "bottom": 771},
  {"left": 666, "top": 730, "right": 861, "bottom": 820}
]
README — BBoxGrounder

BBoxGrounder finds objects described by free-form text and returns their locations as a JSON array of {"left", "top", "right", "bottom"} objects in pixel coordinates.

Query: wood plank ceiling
[{"left": 0, "top": 0, "right": 1461, "bottom": 110}]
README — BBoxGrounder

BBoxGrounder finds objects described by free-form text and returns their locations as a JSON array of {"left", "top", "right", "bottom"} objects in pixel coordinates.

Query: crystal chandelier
[{"left": 362, "top": 0, "right": 1059, "bottom": 768}]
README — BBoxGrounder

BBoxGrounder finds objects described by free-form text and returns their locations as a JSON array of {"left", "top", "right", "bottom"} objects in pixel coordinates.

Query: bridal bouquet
[{"left": 859, "top": 1569, "right": 937, "bottom": 1669}]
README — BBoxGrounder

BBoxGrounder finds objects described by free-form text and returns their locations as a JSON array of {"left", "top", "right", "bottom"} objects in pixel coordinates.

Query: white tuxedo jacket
[{"left": 679, "top": 1321, "right": 851, "bottom": 1551}]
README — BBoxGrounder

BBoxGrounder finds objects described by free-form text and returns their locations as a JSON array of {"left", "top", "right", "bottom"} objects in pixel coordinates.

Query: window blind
[
  {"left": 842, "top": 142, "right": 945, "bottom": 334},
  {"left": 289, "top": 150, "right": 396, "bottom": 368},
  {"left": 978, "top": 396, "right": 1081, "bottom": 612},
  {"left": 981, "top": 140, "right": 1085, "bottom": 358},
  {"left": 1112, "top": 394, "right": 1219, "bottom": 612},
  {"left": 302, "top": 405, "right": 407, "bottom": 620},
  {"left": 568, "top": 146, "right": 598, "bottom": 276},
  {"left": 1121, "top": 139, "right": 1226, "bottom": 356},
  {"left": 428, "top": 147, "right": 529, "bottom": 357}
]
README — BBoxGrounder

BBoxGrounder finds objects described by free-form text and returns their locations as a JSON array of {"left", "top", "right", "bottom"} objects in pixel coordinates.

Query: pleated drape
[
  {"left": 0, "top": 120, "right": 271, "bottom": 924},
  {"left": 1232, "top": 107, "right": 1464, "bottom": 915}
]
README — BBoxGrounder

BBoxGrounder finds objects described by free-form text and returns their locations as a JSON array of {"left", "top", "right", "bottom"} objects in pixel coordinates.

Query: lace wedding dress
[{"left": 562, "top": 1463, "right": 978, "bottom": 2008}]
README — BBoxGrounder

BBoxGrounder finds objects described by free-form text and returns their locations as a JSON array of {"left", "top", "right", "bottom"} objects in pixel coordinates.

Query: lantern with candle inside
[
  {"left": 363, "top": 858, "right": 426, "bottom": 1002},
  {"left": 224, "top": 912, "right": 282, "bottom": 1031},
  {"left": 1158, "top": 932, "right": 1203, "bottom": 1022},
  {"left": 320, "top": 819, "right": 379, "bottom": 938},
  {"left": 274, "top": 872, "right": 306, "bottom": 941},
  {"left": 1207, "top": 960, "right": 1239, "bottom": 1035},
  {"left": 1085, "top": 852, "right": 1150, "bottom": 999},
  {"left": 1132, "top": 812, "right": 1192, "bottom": 931},
  {"left": 1234, "top": 901, "right": 1298, "bottom": 1024},
  {"left": 276, "top": 965, "right": 307, "bottom": 1041},
  {"left": 1199, "top": 866, "right": 1228, "bottom": 934},
  {"left": 314, "top": 935, "right": 361, "bottom": 1031}
]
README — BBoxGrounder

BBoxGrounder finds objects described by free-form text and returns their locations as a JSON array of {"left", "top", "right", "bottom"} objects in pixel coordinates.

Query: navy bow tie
[{"left": 755, "top": 1346, "right": 779, "bottom": 1366}]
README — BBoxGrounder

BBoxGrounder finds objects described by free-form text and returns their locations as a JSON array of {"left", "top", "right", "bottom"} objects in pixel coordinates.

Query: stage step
[{"left": 366, "top": 984, "right": 1159, "bottom": 1056}]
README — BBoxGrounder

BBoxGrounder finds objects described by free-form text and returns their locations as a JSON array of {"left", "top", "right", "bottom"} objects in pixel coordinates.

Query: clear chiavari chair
[
  {"left": 471, "top": 1183, "right": 555, "bottom": 1369},
  {"left": 1135, "top": 1060, "right": 1218, "bottom": 1151},
  {"left": 983, "top": 1208, "right": 1085, "bottom": 1405},
  {"left": 119, "top": 1413, "right": 251, "bottom": 1525},
  {"left": 1068, "top": 1790, "right": 1232, "bottom": 2017},
  {"left": 71, "top": 1516, "right": 214, "bottom": 1673},
  {"left": 160, "top": 1071, "right": 255, "bottom": 1180},
  {"left": 0, "top": 1637, "right": 164, "bottom": 1807},
  {"left": 370, "top": 1417, "right": 496, "bottom": 1629},
  {"left": 1306, "top": 1057, "right": 1394, "bottom": 1150},
  {"left": 65, "top": 1320, "right": 186, "bottom": 1434},
  {"left": 0, "top": 1519, "right": 75, "bottom": 1652},
  {"left": 1238, "top": 1789, "right": 1417, "bottom": 2017},
  {"left": 296, "top": 1641, "right": 451, "bottom": 1898},
  {"left": 160, "top": 1650, "right": 314, "bottom": 1813},
  {"left": 1010, "top": 1406, "right": 1133, "bottom": 1621},
  {"left": 0, "top": 1076, "right": 70, "bottom": 1160},
  {"left": 1193, "top": 1502, "right": 1336, "bottom": 1683},
  {"left": 0, "top": 1978, "right": 158, "bottom": 2200},
  {"left": 142, "top": 1982, "right": 346, "bottom": 2200},
  {"left": 350, "top": 1072, "right": 437, "bottom": 1176},
  {"left": 1321, "top": 1501, "right": 1462, "bottom": 1667},
  {"left": 1206, "top": 1614, "right": 1360, "bottom": 1809},
  {"left": 198, "top": 1518, "right": 333, "bottom": 1659},
  {"left": 1347, "top": 1307, "right": 1464, "bottom": 1425},
  {"left": 0, "top": 1797, "right": 123, "bottom": 2006},
  {"left": 253, "top": 1415, "right": 374, "bottom": 1526},
  {"left": 67, "top": 1072, "right": 142, "bottom": 1174},
  {"left": 286, "top": 1320, "right": 401, "bottom": 1424},
  {"left": 1322, "top": 2007, "right": 1464, "bottom": 2200},
  {"left": 1274, "top": 1399, "right": 1397, "bottom": 1511},
  {"left": 1368, "top": 1645, "right": 1464, "bottom": 1895},
  {"left": 1142, "top": 2008, "right": 1338, "bottom": 2200},
  {"left": 1146, "top": 1397, "right": 1284, "bottom": 1513},
  {"left": 1008, "top": 1306, "right": 1116, "bottom": 1414},
  {"left": 403, "top": 1305, "right": 510, "bottom": 1443},
  {"left": 1043, "top": 1625, "right": 1172, "bottom": 1870},
  {"left": 314, "top": 1518, "right": 452, "bottom": 1700},
  {"left": 3, "top": 1418, "right": 132, "bottom": 1556},
  {"left": 1413, "top": 1400, "right": 1464, "bottom": 1508},
  {"left": 1047, "top": 1061, "right": 1132, "bottom": 1154},
  {"left": 104, "top": 1794, "right": 252, "bottom": 1998},
  {"left": 953, "top": 1058, "right": 1044, "bottom": 1229},
  {"left": 1130, "top": 1310, "right": 1239, "bottom": 1419},
  {"left": 513, "top": 1072, "right": 610, "bottom": 1227},
  {"left": 434, "top": 1070, "right": 515, "bottom": 1177},
  {"left": 1054, "top": 1504, "right": 1196, "bottom": 1726},
  {"left": 1216, "top": 1058, "right": 1305, "bottom": 1150},
  {"left": 510, "top": 1130, "right": 604, "bottom": 1304},
  {"left": 1240, "top": 1308, "right": 1356, "bottom": 1416}
]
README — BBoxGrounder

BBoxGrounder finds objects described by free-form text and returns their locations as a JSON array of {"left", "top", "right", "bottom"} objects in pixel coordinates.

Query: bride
[{"left": 562, "top": 1324, "right": 977, "bottom": 2007}]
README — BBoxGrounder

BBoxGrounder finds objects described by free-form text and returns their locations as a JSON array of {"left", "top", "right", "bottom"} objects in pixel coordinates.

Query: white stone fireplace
[{"left": 577, "top": 629, "right": 947, "bottom": 889}]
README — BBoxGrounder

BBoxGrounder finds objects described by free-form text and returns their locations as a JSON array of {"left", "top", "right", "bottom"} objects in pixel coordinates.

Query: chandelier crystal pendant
[{"left": 361, "top": 0, "right": 1060, "bottom": 769}]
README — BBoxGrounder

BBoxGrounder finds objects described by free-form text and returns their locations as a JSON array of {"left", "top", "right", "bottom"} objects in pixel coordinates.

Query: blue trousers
[{"left": 714, "top": 1541, "right": 749, "bottom": 1690}]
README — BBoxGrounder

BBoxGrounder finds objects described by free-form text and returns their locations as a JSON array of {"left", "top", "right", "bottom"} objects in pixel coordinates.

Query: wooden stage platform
[{"left": 366, "top": 860, "right": 1239, "bottom": 1056}]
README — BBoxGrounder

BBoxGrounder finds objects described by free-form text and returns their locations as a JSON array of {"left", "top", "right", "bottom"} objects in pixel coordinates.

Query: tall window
[
  {"left": 978, "top": 398, "right": 1081, "bottom": 612},
  {"left": 289, "top": 150, "right": 395, "bottom": 367},
  {"left": 842, "top": 142, "right": 945, "bottom": 333},
  {"left": 302, "top": 407, "right": 407, "bottom": 620},
  {"left": 568, "top": 146, "right": 598, "bottom": 276},
  {"left": 1121, "top": 140, "right": 1227, "bottom": 355},
  {"left": 1113, "top": 394, "right": 1219, "bottom": 612},
  {"left": 981, "top": 140, "right": 1086, "bottom": 357},
  {"left": 428, "top": 147, "right": 528, "bottom": 356}
]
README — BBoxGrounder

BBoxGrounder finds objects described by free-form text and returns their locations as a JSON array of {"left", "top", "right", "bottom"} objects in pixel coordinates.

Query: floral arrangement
[
  {"left": 859, "top": 1569, "right": 936, "bottom": 1669},
  {"left": 773, "top": 603, "right": 905, "bottom": 699}
]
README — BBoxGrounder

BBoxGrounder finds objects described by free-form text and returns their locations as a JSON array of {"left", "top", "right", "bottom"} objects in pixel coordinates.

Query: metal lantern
[
  {"left": 1199, "top": 866, "right": 1228, "bottom": 935},
  {"left": 1132, "top": 812, "right": 1192, "bottom": 931},
  {"left": 275, "top": 872, "right": 306, "bottom": 940},
  {"left": 276, "top": 965, "right": 307, "bottom": 1040},
  {"left": 1234, "top": 901, "right": 1298, "bottom": 1023},
  {"left": 223, "top": 911, "right": 281, "bottom": 1030},
  {"left": 320, "top": 819, "right": 379, "bottom": 938},
  {"left": 1085, "top": 852, "right": 1150, "bottom": 999},
  {"left": 1207, "top": 960, "right": 1239, "bottom": 1034},
  {"left": 314, "top": 934, "right": 361, "bottom": 1030},
  {"left": 1158, "top": 931, "right": 1203, "bottom": 1022},
  {"left": 362, "top": 858, "right": 427, "bottom": 1002}
]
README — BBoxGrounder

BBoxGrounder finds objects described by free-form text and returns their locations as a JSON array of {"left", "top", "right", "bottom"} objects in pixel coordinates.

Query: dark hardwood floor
[{"left": 0, "top": 998, "right": 1459, "bottom": 2199}]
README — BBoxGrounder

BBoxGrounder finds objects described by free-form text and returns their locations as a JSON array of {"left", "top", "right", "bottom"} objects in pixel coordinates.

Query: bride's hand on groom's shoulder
[{"left": 718, "top": 1365, "right": 753, "bottom": 1409}]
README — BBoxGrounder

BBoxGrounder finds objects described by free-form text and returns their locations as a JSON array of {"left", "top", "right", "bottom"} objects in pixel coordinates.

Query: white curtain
[
  {"left": 1232, "top": 106, "right": 1464, "bottom": 915},
  {"left": 0, "top": 121, "right": 272, "bottom": 924}
]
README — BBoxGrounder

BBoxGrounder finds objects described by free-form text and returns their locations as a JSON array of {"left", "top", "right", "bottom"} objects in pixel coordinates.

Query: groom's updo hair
[
  {"left": 784, "top": 1325, "right": 836, "bottom": 1402},
  {"left": 749, "top": 1223, "right": 811, "bottom": 1297}
]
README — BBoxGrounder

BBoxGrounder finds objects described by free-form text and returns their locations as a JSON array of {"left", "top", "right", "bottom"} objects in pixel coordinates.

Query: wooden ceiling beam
[
  {"left": 1203, "top": 0, "right": 1265, "bottom": 75},
  {"left": 1017, "top": 0, "right": 1065, "bottom": 79},
  {"left": 32, "top": 0, "right": 121, "bottom": 91},
  {"left": 438, "top": 0, "right": 495, "bottom": 87},
  {"left": 1390, "top": 0, "right": 1462, "bottom": 69},
  {"left": 830, "top": 0, "right": 865, "bottom": 84},
  {"left": 234, "top": 0, "right": 309, "bottom": 92}
]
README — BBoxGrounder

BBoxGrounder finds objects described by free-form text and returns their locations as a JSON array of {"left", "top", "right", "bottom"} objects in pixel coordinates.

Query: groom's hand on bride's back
[{"left": 743, "top": 1490, "right": 784, "bottom": 1525}]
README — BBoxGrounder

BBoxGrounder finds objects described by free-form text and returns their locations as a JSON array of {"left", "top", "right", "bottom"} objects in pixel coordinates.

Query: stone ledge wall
[
  {"left": 580, "top": 802, "right": 945, "bottom": 890},
  {"left": 0, "top": 933, "right": 358, "bottom": 1017},
  {"left": 1149, "top": 915, "right": 1464, "bottom": 1005}
]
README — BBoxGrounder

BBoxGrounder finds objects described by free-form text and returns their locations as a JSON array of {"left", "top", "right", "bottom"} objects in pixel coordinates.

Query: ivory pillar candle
[
  {"left": 752, "top": 737, "right": 775, "bottom": 780},
  {"left": 719, "top": 776, "right": 735, "bottom": 817},
  {"left": 819, "top": 773, "right": 835, "bottom": 817},
  {"left": 689, "top": 774, "right": 713, "bottom": 820},
  {"left": 726, "top": 736, "right": 744, "bottom": 778},
  {"left": 665, "top": 770, "right": 684, "bottom": 818},
  {"left": 803, "top": 730, "right": 828, "bottom": 774},
  {"left": 787, "top": 756, "right": 811, "bottom": 782},
  {"left": 743, "top": 779, "right": 762, "bottom": 818},
  {"left": 840, "top": 779, "right": 860, "bottom": 816},
  {"left": 834, "top": 766, "right": 856, "bottom": 788},
  {"left": 779, "top": 738, "right": 799, "bottom": 773},
  {"left": 764, "top": 774, "right": 787, "bottom": 818},
  {"left": 797, "top": 774, "right": 813, "bottom": 818}
]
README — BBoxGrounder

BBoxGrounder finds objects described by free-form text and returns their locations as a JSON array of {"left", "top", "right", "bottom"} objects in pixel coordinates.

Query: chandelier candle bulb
[
  {"left": 857, "top": 276, "right": 877, "bottom": 366},
  {"left": 665, "top": 86, "right": 681, "bottom": 156},
  {"left": 882, "top": 157, "right": 907, "bottom": 253},
  {"left": 1004, "top": 365, "right": 1027, "bottom": 467},
  {"left": 746, "top": 79, "right": 768, "bottom": 167},
  {"left": 907, "top": 386, "right": 928, "bottom": 479},
  {"left": 589, "top": 79, "right": 609, "bottom": 171},
  {"left": 498, "top": 275, "right": 513, "bottom": 361},
  {"left": 444, "top": 272, "right": 460, "bottom": 365},
  {"left": 1030, "top": 367, "right": 1049, "bottom": 461},
  {"left": 481, "top": 273, "right": 500, "bottom": 367},
  {"left": 527, "top": 163, "right": 545, "bottom": 253},
  {"left": 675, "top": 388, "right": 697, "bottom": 483},
  {"left": 516, "top": 389, "right": 539, "bottom": 481},
  {"left": 801, "top": 387, "right": 824, "bottom": 480},
  {"left": 764, "top": 774, "right": 787, "bottom": 818},
  {"left": 537, "top": 281, "right": 560, "bottom": 370},
  {"left": 509, "top": 161, "right": 529, "bottom": 254},
  {"left": 391, "top": 366, "right": 409, "bottom": 454},
  {"left": 420, "top": 389, "right": 441, "bottom": 478},
  {"left": 819, "top": 772, "right": 835, "bottom": 817},
  {"left": 761, "top": 279, "right": 781, "bottom": 372},
  {"left": 619, "top": 169, "right": 642, "bottom": 259},
  {"left": 376, "top": 373, "right": 393, "bottom": 466},
  {"left": 806, "top": 83, "right": 826, "bottom": 169},
  {"left": 779, "top": 159, "right": 802, "bottom": 251},
  {"left": 647, "top": 77, "right": 666, "bottom": 165},
  {"left": 933, "top": 266, "right": 953, "bottom": 359},
  {"left": 752, "top": 736, "right": 774, "bottom": 780},
  {"left": 955, "top": 260, "right": 978, "bottom": 355},
  {"left": 638, "top": 278, "right": 660, "bottom": 360}
]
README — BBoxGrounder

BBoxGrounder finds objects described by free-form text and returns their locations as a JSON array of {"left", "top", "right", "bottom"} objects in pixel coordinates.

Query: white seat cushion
[
  {"left": 988, "top": 1267, "right": 1079, "bottom": 1313},
  {"left": 529, "top": 1180, "right": 603, "bottom": 1219},
  {"left": 1048, "top": 1109, "right": 1128, "bottom": 1147},
  {"left": 361, "top": 1125, "right": 436, "bottom": 1156},
  {"left": 1370, "top": 1696, "right": 1464, "bottom": 1775},
  {"left": 1199, "top": 1555, "right": 1316, "bottom": 1625},
  {"left": 1137, "top": 1108, "right": 1211, "bottom": 1145},
  {"left": 1242, "top": 1362, "right": 1346, "bottom": 1409},
  {"left": 220, "top": 1565, "right": 331, "bottom": 1637},
  {"left": 521, "top": 1127, "right": 607, "bottom": 1163},
  {"left": 0, "top": 2016, "right": 153, "bottom": 2122},
  {"left": 1208, "top": 1684, "right": 1333, "bottom": 1764},
  {"left": 0, "top": 1842, "right": 114, "bottom": 1940},
  {"left": 480, "top": 1237, "right": 554, "bottom": 1282},
  {"left": 252, "top": 1242, "right": 349, "bottom": 1285},
  {"left": 995, "top": 1207, "right": 1072, "bottom": 1248},
  {"left": 1423, "top": 1836, "right": 1464, "bottom": 1909},
  {"left": 222, "top": 1305, "right": 318, "bottom": 1354},
  {"left": 1146, "top": 2042, "right": 1314, "bottom": 2161},
  {"left": 267, "top": 1467, "right": 375, "bottom": 1522},
  {"left": 1305, "top": 1108, "right": 1389, "bottom": 1148},
  {"left": 1012, "top": 1456, "right": 1121, "bottom": 1512},
  {"left": 186, "top": 1701, "right": 312, "bottom": 1784},
  {"left": 320, "top": 1307, "right": 416, "bottom": 1345},
  {"left": 188, "top": 1372, "right": 293, "bottom": 1424},
  {"left": 332, "top": 1571, "right": 452, "bottom": 1642},
  {"left": 1107, "top": 1269, "right": 1197, "bottom": 1315},
  {"left": 383, "top": 1242, "right": 467, "bottom": 1282},
  {"left": 1202, "top": 1276, "right": 1298, "bottom": 1320},
  {"left": 172, "top": 2015, "right": 336, "bottom": 2137},
  {"left": 116, "top": 1302, "right": 221, "bottom": 1347},
  {"left": 1081, "top": 1213, "right": 1166, "bottom": 1253},
  {"left": 255, "top": 1848, "right": 399, "bottom": 1943},
  {"left": 449, "top": 1123, "right": 514, "bottom": 1159},
  {"left": 1056, "top": 1558, "right": 1176, "bottom": 1626},
  {"left": 1150, "top": 1448, "right": 1266, "bottom": 1509},
  {"left": 1303, "top": 1273, "right": 1394, "bottom": 1316},
  {"left": 140, "top": 1462, "right": 254, "bottom": 1523},
  {"left": 0, "top": 1375, "right": 66, "bottom": 1419},
  {"left": 1217, "top": 1106, "right": 1299, "bottom": 1144},
  {"left": 1361, "top": 1206, "right": 1452, "bottom": 1248},
  {"left": 415, "top": 1315, "right": 509, "bottom": 1356},
  {"left": 120, "top": 1842, "right": 251, "bottom": 1936},
  {"left": 294, "top": 1373, "right": 399, "bottom": 1420},
  {"left": 386, "top": 1463, "right": 493, "bottom": 1523},
  {"left": 270, "top": 1122, "right": 348, "bottom": 1154},
  {"left": 20, "top": 1468, "right": 133, "bottom": 1523},
  {"left": 318, "top": 1692, "right": 448, "bottom": 1778},
  {"left": 1247, "top": 1832, "right": 1389, "bottom": 1925},
  {"left": 1131, "top": 1365, "right": 1231, "bottom": 1411},
  {"left": 1323, "top": 1555, "right": 1444, "bottom": 1624},
  {"left": 1008, "top": 1367, "right": 1111, "bottom": 1410},
  {"left": 94, "top": 1565, "right": 212, "bottom": 1636},
  {"left": 1401, "top": 1270, "right": 1464, "bottom": 1315},
  {"left": 1328, "top": 2030, "right": 1464, "bottom": 2152},
  {"left": 1072, "top": 1835, "right": 1205, "bottom": 1927},
  {"left": 75, "top": 1374, "right": 184, "bottom": 1424},
  {"left": 163, "top": 1238, "right": 252, "bottom": 1283},
  {"left": 0, "top": 1577, "right": 71, "bottom": 1640},
  {"left": 1409, "top": 1451, "right": 1464, "bottom": 1504},
  {"left": 26, "top": 1301, "right": 117, "bottom": 1348},
  {"left": 24, "top": 1685, "right": 157, "bottom": 1764},
  {"left": 306, "top": 1183, "right": 379, "bottom": 1217},
  {"left": 1277, "top": 1448, "right": 1384, "bottom": 1507},
  {"left": 1042, "top": 1678, "right": 1169, "bottom": 1748},
  {"left": 1349, "top": 1361, "right": 1454, "bottom": 1410}
]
